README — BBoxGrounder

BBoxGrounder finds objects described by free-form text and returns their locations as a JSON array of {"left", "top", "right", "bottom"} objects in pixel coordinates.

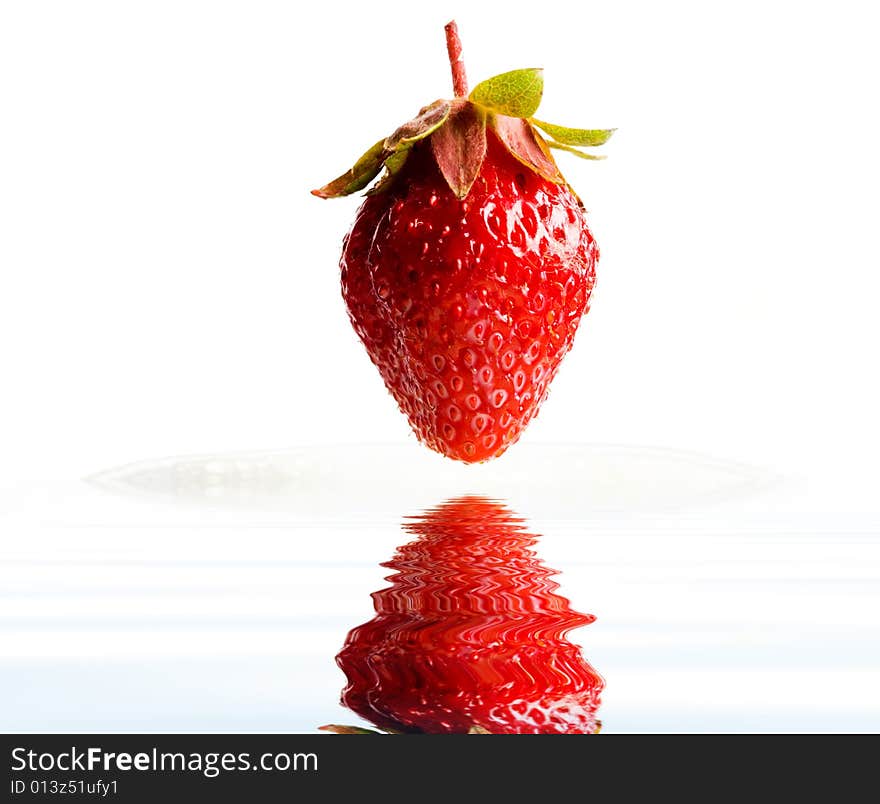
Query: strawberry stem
[{"left": 444, "top": 20, "right": 468, "bottom": 98}]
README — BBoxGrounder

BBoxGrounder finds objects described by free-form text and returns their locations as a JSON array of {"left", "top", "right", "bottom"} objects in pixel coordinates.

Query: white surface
[
  {"left": 2, "top": 445, "right": 880, "bottom": 733},
  {"left": 1, "top": 2, "right": 880, "bottom": 733}
]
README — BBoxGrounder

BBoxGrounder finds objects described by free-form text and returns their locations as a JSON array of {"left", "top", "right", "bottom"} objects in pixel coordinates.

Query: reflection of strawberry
[
  {"left": 331, "top": 497, "right": 603, "bottom": 734},
  {"left": 314, "top": 22, "right": 612, "bottom": 463}
]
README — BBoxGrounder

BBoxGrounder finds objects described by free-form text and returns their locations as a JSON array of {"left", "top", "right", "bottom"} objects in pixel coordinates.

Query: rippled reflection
[{"left": 333, "top": 496, "right": 603, "bottom": 734}]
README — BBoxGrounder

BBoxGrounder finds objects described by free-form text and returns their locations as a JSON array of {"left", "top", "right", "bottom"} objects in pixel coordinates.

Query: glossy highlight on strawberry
[
  {"left": 314, "top": 21, "right": 613, "bottom": 463},
  {"left": 334, "top": 497, "right": 603, "bottom": 734}
]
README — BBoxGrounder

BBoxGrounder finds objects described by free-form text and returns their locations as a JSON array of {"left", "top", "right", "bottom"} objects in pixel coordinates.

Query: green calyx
[
  {"left": 312, "top": 63, "right": 613, "bottom": 201},
  {"left": 318, "top": 724, "right": 401, "bottom": 735},
  {"left": 318, "top": 723, "right": 495, "bottom": 735},
  {"left": 311, "top": 99, "right": 452, "bottom": 199}
]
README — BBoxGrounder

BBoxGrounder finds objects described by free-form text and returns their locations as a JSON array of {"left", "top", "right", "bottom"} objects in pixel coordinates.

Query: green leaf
[
  {"left": 491, "top": 115, "right": 562, "bottom": 183},
  {"left": 530, "top": 119, "right": 616, "bottom": 147},
  {"left": 313, "top": 100, "right": 451, "bottom": 199},
  {"left": 365, "top": 148, "right": 411, "bottom": 196},
  {"left": 384, "top": 149, "right": 410, "bottom": 173},
  {"left": 430, "top": 101, "right": 487, "bottom": 199},
  {"left": 547, "top": 141, "right": 607, "bottom": 160},
  {"left": 469, "top": 68, "right": 544, "bottom": 118},
  {"left": 311, "top": 139, "right": 386, "bottom": 198},
  {"left": 319, "top": 724, "right": 384, "bottom": 735},
  {"left": 384, "top": 99, "right": 451, "bottom": 150}
]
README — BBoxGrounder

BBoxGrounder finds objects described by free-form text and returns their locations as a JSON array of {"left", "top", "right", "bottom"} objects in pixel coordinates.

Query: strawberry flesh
[{"left": 340, "top": 133, "right": 598, "bottom": 462}]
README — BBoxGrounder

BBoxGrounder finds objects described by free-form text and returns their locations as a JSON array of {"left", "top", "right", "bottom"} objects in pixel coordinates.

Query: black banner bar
[{"left": 1, "top": 734, "right": 874, "bottom": 800}]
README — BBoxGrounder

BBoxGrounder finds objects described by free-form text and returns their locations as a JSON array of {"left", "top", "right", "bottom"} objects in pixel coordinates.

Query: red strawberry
[
  {"left": 329, "top": 497, "right": 603, "bottom": 735},
  {"left": 314, "top": 22, "right": 613, "bottom": 462}
]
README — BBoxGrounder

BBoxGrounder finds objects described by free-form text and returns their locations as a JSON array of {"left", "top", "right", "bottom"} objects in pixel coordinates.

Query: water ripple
[{"left": 336, "top": 496, "right": 603, "bottom": 733}]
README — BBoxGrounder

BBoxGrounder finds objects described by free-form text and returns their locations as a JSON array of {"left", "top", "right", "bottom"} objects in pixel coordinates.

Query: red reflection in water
[{"left": 336, "top": 496, "right": 603, "bottom": 734}]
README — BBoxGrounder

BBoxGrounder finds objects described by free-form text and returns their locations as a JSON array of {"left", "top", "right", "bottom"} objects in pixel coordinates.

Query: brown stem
[{"left": 444, "top": 20, "right": 468, "bottom": 97}]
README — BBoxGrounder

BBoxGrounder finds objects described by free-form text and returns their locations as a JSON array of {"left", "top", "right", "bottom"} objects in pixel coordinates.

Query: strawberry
[
  {"left": 314, "top": 22, "right": 613, "bottom": 462},
  {"left": 328, "top": 497, "right": 603, "bottom": 735}
]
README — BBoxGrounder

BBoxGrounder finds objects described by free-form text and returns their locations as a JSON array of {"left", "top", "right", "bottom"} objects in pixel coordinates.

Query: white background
[
  {"left": 2, "top": 0, "right": 879, "bottom": 479},
  {"left": 2, "top": 1, "right": 880, "bottom": 733}
]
